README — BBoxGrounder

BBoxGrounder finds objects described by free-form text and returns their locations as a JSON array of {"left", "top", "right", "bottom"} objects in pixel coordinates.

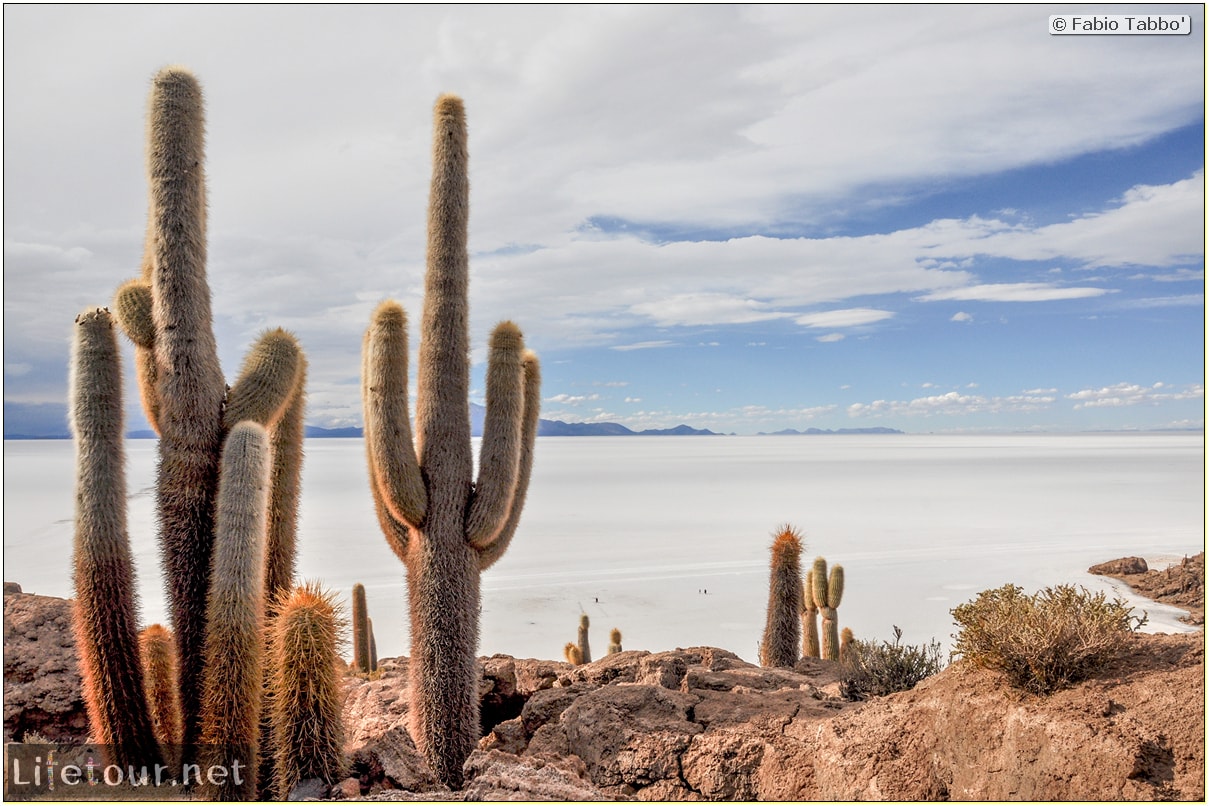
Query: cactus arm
[
  {"left": 415, "top": 93, "right": 473, "bottom": 486},
  {"left": 363, "top": 301, "right": 427, "bottom": 529},
  {"left": 69, "top": 308, "right": 164, "bottom": 769},
  {"left": 113, "top": 279, "right": 162, "bottom": 434},
  {"left": 199, "top": 421, "right": 271, "bottom": 801},
  {"left": 828, "top": 565, "right": 845, "bottom": 608},
  {"left": 811, "top": 557, "right": 829, "bottom": 609},
  {"left": 475, "top": 349, "right": 541, "bottom": 571},
  {"left": 264, "top": 354, "right": 307, "bottom": 602},
  {"left": 223, "top": 328, "right": 304, "bottom": 430},
  {"left": 139, "top": 624, "right": 181, "bottom": 750},
  {"left": 466, "top": 321, "right": 525, "bottom": 548}
]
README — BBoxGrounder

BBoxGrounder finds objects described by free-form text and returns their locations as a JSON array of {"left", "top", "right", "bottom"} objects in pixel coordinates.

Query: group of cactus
[
  {"left": 69, "top": 67, "right": 344, "bottom": 799},
  {"left": 563, "top": 615, "right": 623, "bottom": 664},
  {"left": 351, "top": 583, "right": 379, "bottom": 674},
  {"left": 759, "top": 525, "right": 849, "bottom": 668}
]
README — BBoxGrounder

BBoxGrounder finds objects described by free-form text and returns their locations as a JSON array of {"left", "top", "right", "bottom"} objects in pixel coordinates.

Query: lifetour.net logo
[{"left": 4, "top": 743, "right": 249, "bottom": 800}]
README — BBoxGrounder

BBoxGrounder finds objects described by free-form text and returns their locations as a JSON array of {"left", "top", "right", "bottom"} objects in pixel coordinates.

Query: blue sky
[{"left": 3, "top": 4, "right": 1204, "bottom": 435}]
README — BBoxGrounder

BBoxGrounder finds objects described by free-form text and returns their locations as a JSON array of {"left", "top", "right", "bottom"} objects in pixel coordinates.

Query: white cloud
[
  {"left": 545, "top": 393, "right": 600, "bottom": 405},
  {"left": 795, "top": 308, "right": 895, "bottom": 329},
  {"left": 950, "top": 311, "right": 973, "bottom": 323},
  {"left": 847, "top": 390, "right": 1058, "bottom": 418},
  {"left": 816, "top": 333, "right": 845, "bottom": 343},
  {"left": 1067, "top": 382, "right": 1204, "bottom": 410},
  {"left": 610, "top": 340, "right": 678, "bottom": 352},
  {"left": 919, "top": 283, "right": 1111, "bottom": 303}
]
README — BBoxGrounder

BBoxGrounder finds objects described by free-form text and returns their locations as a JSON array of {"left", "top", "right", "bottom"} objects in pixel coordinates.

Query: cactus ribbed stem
[
  {"left": 608, "top": 628, "right": 623, "bottom": 655},
  {"left": 69, "top": 308, "right": 163, "bottom": 771},
  {"left": 760, "top": 526, "right": 803, "bottom": 668},
  {"left": 139, "top": 624, "right": 181, "bottom": 751},
  {"left": 578, "top": 613, "right": 592, "bottom": 665},
  {"left": 352, "top": 583, "right": 371, "bottom": 674}
]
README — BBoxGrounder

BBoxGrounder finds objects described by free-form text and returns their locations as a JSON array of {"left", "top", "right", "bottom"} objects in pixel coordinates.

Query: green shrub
[
  {"left": 950, "top": 583, "right": 1147, "bottom": 695},
  {"left": 841, "top": 625, "right": 945, "bottom": 699}
]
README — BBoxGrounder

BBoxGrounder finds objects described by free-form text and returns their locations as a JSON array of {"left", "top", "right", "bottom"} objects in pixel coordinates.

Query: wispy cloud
[
  {"left": 919, "top": 283, "right": 1112, "bottom": 303},
  {"left": 1068, "top": 382, "right": 1204, "bottom": 410},
  {"left": 795, "top": 308, "right": 895, "bottom": 328},
  {"left": 610, "top": 340, "right": 678, "bottom": 352}
]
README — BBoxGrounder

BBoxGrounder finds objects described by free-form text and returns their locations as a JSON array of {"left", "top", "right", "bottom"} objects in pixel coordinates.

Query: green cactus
[
  {"left": 68, "top": 308, "right": 164, "bottom": 771},
  {"left": 578, "top": 614, "right": 592, "bottom": 664},
  {"left": 138, "top": 624, "right": 181, "bottom": 751},
  {"left": 760, "top": 526, "right": 804, "bottom": 668},
  {"left": 801, "top": 571, "right": 821, "bottom": 659},
  {"left": 839, "top": 626, "right": 855, "bottom": 664},
  {"left": 607, "top": 628, "right": 623, "bottom": 655},
  {"left": 198, "top": 421, "right": 272, "bottom": 800},
  {"left": 105, "top": 66, "right": 306, "bottom": 757},
  {"left": 361, "top": 94, "right": 541, "bottom": 789},
  {"left": 352, "top": 583, "right": 371, "bottom": 674},
  {"left": 369, "top": 618, "right": 379, "bottom": 672},
  {"left": 811, "top": 557, "right": 845, "bottom": 661},
  {"left": 269, "top": 583, "right": 346, "bottom": 800}
]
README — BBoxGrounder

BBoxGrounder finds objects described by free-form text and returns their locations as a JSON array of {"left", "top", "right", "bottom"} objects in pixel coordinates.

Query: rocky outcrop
[
  {"left": 6, "top": 583, "right": 1204, "bottom": 801},
  {"left": 1091, "top": 552, "right": 1205, "bottom": 625},
  {"left": 3, "top": 587, "right": 89, "bottom": 743}
]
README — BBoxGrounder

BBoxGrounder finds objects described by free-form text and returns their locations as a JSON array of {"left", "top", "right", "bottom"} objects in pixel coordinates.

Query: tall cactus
[
  {"left": 578, "top": 614, "right": 592, "bottom": 665},
  {"left": 68, "top": 308, "right": 164, "bottom": 771},
  {"left": 269, "top": 583, "right": 346, "bottom": 800},
  {"left": 108, "top": 66, "right": 306, "bottom": 757},
  {"left": 361, "top": 94, "right": 541, "bottom": 789},
  {"left": 352, "top": 583, "right": 371, "bottom": 674},
  {"left": 801, "top": 570, "right": 821, "bottom": 659},
  {"left": 760, "top": 526, "right": 803, "bottom": 668},
  {"left": 811, "top": 557, "right": 845, "bottom": 661}
]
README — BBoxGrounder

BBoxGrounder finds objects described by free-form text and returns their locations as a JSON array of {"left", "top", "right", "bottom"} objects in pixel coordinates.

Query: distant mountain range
[{"left": 757, "top": 427, "right": 905, "bottom": 436}]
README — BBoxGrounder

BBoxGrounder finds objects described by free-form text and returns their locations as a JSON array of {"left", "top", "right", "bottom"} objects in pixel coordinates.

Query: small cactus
[
  {"left": 578, "top": 614, "right": 592, "bottom": 664},
  {"left": 138, "top": 624, "right": 181, "bottom": 751},
  {"left": 839, "top": 627, "right": 855, "bottom": 664},
  {"left": 811, "top": 557, "right": 845, "bottom": 661},
  {"left": 352, "top": 583, "right": 371, "bottom": 674},
  {"left": 269, "top": 583, "right": 346, "bottom": 799},
  {"left": 563, "top": 642, "right": 583, "bottom": 666},
  {"left": 369, "top": 618, "right": 379, "bottom": 672},
  {"left": 607, "top": 628, "right": 623, "bottom": 655},
  {"left": 760, "top": 526, "right": 804, "bottom": 668},
  {"left": 801, "top": 571, "right": 821, "bottom": 659}
]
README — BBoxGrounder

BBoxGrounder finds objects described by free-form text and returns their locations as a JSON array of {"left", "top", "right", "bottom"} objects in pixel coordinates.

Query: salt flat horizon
[{"left": 3, "top": 433, "right": 1203, "bottom": 665}]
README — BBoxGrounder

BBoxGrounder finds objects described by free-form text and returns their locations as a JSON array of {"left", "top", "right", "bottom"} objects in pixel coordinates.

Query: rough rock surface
[
  {"left": 3, "top": 587, "right": 89, "bottom": 743},
  {"left": 6, "top": 575, "right": 1204, "bottom": 801},
  {"left": 1091, "top": 552, "right": 1205, "bottom": 625}
]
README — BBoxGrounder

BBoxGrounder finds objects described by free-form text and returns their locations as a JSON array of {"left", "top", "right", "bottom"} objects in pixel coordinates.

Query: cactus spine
[
  {"left": 801, "top": 571, "right": 821, "bottom": 659},
  {"left": 104, "top": 67, "right": 307, "bottom": 759},
  {"left": 760, "top": 526, "right": 804, "bottom": 668},
  {"left": 352, "top": 583, "right": 371, "bottom": 674},
  {"left": 578, "top": 614, "right": 592, "bottom": 664},
  {"left": 198, "top": 422, "right": 272, "bottom": 800},
  {"left": 361, "top": 95, "right": 541, "bottom": 789},
  {"left": 68, "top": 308, "right": 163, "bottom": 770},
  {"left": 269, "top": 583, "right": 346, "bottom": 799},
  {"left": 608, "top": 628, "right": 623, "bottom": 655},
  {"left": 139, "top": 624, "right": 181, "bottom": 750},
  {"left": 811, "top": 557, "right": 845, "bottom": 661}
]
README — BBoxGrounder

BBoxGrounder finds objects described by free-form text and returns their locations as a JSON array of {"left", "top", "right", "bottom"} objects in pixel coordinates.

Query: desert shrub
[
  {"left": 950, "top": 583, "right": 1147, "bottom": 695},
  {"left": 840, "top": 625, "right": 945, "bottom": 699}
]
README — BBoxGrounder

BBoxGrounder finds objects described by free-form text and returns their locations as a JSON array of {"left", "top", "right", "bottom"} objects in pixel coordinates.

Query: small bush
[
  {"left": 950, "top": 583, "right": 1147, "bottom": 695},
  {"left": 841, "top": 625, "right": 945, "bottom": 699}
]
